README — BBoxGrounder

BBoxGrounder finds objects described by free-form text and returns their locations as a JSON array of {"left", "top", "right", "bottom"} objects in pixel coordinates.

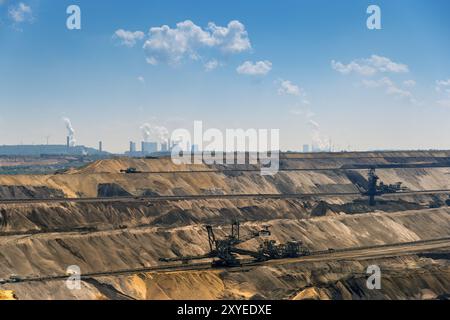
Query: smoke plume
[
  {"left": 140, "top": 123, "right": 169, "bottom": 143},
  {"left": 63, "top": 117, "right": 76, "bottom": 146},
  {"left": 308, "top": 119, "right": 330, "bottom": 151}
]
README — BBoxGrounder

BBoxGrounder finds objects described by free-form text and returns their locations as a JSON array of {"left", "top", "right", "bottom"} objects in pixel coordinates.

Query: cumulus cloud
[
  {"left": 362, "top": 77, "right": 395, "bottom": 88},
  {"left": 362, "top": 77, "right": 415, "bottom": 102},
  {"left": 277, "top": 80, "right": 302, "bottom": 96},
  {"left": 8, "top": 2, "right": 32, "bottom": 23},
  {"left": 236, "top": 60, "right": 272, "bottom": 76},
  {"left": 208, "top": 20, "right": 251, "bottom": 54},
  {"left": 334, "top": 56, "right": 416, "bottom": 104},
  {"left": 204, "top": 59, "right": 220, "bottom": 71},
  {"left": 332, "top": 60, "right": 377, "bottom": 76},
  {"left": 436, "top": 79, "right": 450, "bottom": 107},
  {"left": 114, "top": 29, "right": 145, "bottom": 47},
  {"left": 143, "top": 20, "right": 251, "bottom": 66},
  {"left": 332, "top": 55, "right": 409, "bottom": 76},
  {"left": 386, "top": 85, "right": 414, "bottom": 99},
  {"left": 403, "top": 80, "right": 416, "bottom": 87},
  {"left": 436, "top": 79, "right": 450, "bottom": 93}
]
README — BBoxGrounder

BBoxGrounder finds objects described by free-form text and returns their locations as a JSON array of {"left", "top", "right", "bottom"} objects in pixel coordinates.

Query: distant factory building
[
  {"left": 129, "top": 141, "right": 136, "bottom": 153},
  {"left": 141, "top": 141, "right": 158, "bottom": 154},
  {"left": 160, "top": 142, "right": 169, "bottom": 152},
  {"left": 303, "top": 144, "right": 310, "bottom": 153}
]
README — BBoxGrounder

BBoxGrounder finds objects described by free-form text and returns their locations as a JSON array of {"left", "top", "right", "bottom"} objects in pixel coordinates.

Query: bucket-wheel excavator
[
  {"left": 359, "top": 168, "right": 408, "bottom": 206},
  {"left": 160, "top": 221, "right": 310, "bottom": 267}
]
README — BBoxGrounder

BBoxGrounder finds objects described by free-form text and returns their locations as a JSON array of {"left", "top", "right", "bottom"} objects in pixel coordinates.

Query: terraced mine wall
[
  {"left": 1, "top": 207, "right": 450, "bottom": 278},
  {"left": 0, "top": 151, "right": 449, "bottom": 199},
  {"left": 2, "top": 208, "right": 450, "bottom": 300},
  {"left": 1, "top": 151, "right": 450, "bottom": 300}
]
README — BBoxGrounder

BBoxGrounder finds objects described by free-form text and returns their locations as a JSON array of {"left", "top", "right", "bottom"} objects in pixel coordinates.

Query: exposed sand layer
[
  {"left": 4, "top": 255, "right": 450, "bottom": 300},
  {"left": 0, "top": 151, "right": 449, "bottom": 198},
  {"left": 1, "top": 152, "right": 450, "bottom": 299},
  {"left": 1, "top": 207, "right": 450, "bottom": 279}
]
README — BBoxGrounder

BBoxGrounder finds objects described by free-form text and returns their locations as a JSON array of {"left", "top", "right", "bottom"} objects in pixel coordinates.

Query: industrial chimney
[
  {"left": 130, "top": 141, "right": 136, "bottom": 153},
  {"left": 66, "top": 136, "right": 70, "bottom": 150},
  {"left": 99, "top": 141, "right": 103, "bottom": 153}
]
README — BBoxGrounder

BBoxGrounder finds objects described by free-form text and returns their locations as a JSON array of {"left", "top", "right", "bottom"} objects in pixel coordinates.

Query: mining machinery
[
  {"left": 159, "top": 221, "right": 310, "bottom": 267},
  {"left": 360, "top": 168, "right": 407, "bottom": 206},
  {"left": 120, "top": 167, "right": 142, "bottom": 174}
]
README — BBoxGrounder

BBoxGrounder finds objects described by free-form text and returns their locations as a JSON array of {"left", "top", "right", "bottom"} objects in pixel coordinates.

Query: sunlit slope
[
  {"left": 1, "top": 207, "right": 450, "bottom": 278},
  {"left": 0, "top": 151, "right": 449, "bottom": 198}
]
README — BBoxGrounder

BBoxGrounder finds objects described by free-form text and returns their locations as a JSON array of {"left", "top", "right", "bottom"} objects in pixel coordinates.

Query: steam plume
[
  {"left": 308, "top": 119, "right": 330, "bottom": 151},
  {"left": 140, "top": 123, "right": 169, "bottom": 143},
  {"left": 63, "top": 117, "right": 76, "bottom": 147}
]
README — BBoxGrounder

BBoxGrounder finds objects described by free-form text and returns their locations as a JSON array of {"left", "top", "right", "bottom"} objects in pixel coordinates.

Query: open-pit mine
[{"left": 1, "top": 151, "right": 450, "bottom": 300}]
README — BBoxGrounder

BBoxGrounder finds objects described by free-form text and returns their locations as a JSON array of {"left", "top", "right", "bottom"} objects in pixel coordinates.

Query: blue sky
[{"left": 1, "top": 0, "right": 450, "bottom": 152}]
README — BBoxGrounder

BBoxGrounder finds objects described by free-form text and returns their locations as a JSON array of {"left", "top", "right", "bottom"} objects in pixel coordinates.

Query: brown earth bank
[
  {"left": 0, "top": 151, "right": 449, "bottom": 199},
  {"left": 1, "top": 151, "right": 450, "bottom": 300},
  {"left": 1, "top": 208, "right": 450, "bottom": 280},
  {"left": 3, "top": 255, "right": 450, "bottom": 300}
]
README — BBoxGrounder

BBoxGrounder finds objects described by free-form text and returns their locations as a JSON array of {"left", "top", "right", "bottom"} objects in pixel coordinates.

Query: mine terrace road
[
  {"left": 3, "top": 237, "right": 450, "bottom": 285},
  {"left": 79, "top": 162, "right": 450, "bottom": 174},
  {"left": 0, "top": 189, "right": 450, "bottom": 205}
]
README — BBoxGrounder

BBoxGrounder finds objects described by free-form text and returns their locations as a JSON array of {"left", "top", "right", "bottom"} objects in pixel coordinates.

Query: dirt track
[{"left": 0, "top": 189, "right": 449, "bottom": 204}]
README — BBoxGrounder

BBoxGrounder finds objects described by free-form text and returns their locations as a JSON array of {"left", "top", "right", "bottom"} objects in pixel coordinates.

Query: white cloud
[
  {"left": 207, "top": 20, "right": 252, "bottom": 54},
  {"left": 361, "top": 77, "right": 394, "bottom": 88},
  {"left": 290, "top": 107, "right": 314, "bottom": 117},
  {"left": 277, "top": 80, "right": 302, "bottom": 96},
  {"left": 335, "top": 56, "right": 416, "bottom": 104},
  {"left": 436, "top": 79, "right": 450, "bottom": 93},
  {"left": 436, "top": 79, "right": 450, "bottom": 107},
  {"left": 403, "top": 80, "right": 416, "bottom": 87},
  {"left": 236, "top": 60, "right": 272, "bottom": 76},
  {"left": 204, "top": 59, "right": 220, "bottom": 71},
  {"left": 114, "top": 29, "right": 145, "bottom": 47},
  {"left": 143, "top": 20, "right": 251, "bottom": 66},
  {"left": 8, "top": 2, "right": 32, "bottom": 23},
  {"left": 289, "top": 109, "right": 303, "bottom": 116},
  {"left": 332, "top": 55, "right": 409, "bottom": 76},
  {"left": 369, "top": 55, "right": 409, "bottom": 73},
  {"left": 361, "top": 76, "right": 416, "bottom": 103},
  {"left": 332, "top": 60, "right": 377, "bottom": 76},
  {"left": 436, "top": 79, "right": 450, "bottom": 87},
  {"left": 137, "top": 76, "right": 145, "bottom": 83},
  {"left": 386, "top": 85, "right": 413, "bottom": 99}
]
